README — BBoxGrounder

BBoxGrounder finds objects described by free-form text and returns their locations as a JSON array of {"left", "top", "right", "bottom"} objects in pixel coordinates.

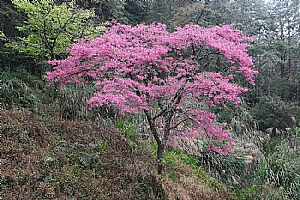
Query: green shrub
[
  {"left": 1, "top": 71, "right": 41, "bottom": 109},
  {"left": 57, "top": 83, "right": 117, "bottom": 126},
  {"left": 251, "top": 95, "right": 300, "bottom": 131},
  {"left": 198, "top": 152, "right": 251, "bottom": 187},
  {"left": 256, "top": 133, "right": 300, "bottom": 199},
  {"left": 114, "top": 118, "right": 140, "bottom": 140}
]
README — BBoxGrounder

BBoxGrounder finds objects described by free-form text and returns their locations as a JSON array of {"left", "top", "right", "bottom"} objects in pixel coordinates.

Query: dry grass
[
  {"left": 1, "top": 108, "right": 237, "bottom": 199},
  {"left": 162, "top": 153, "right": 237, "bottom": 200}
]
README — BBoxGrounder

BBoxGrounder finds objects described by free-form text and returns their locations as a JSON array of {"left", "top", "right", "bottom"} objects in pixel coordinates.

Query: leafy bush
[
  {"left": 114, "top": 118, "right": 140, "bottom": 140},
  {"left": 251, "top": 95, "right": 300, "bottom": 131},
  {"left": 198, "top": 98, "right": 265, "bottom": 198},
  {"left": 1, "top": 71, "right": 41, "bottom": 109},
  {"left": 255, "top": 128, "right": 300, "bottom": 199},
  {"left": 57, "top": 83, "right": 117, "bottom": 127},
  {"left": 198, "top": 152, "right": 251, "bottom": 187}
]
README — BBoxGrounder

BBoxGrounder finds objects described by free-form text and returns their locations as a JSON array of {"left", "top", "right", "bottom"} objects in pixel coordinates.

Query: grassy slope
[{"left": 1, "top": 108, "right": 237, "bottom": 200}]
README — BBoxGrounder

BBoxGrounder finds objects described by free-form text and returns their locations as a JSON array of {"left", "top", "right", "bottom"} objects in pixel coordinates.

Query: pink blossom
[{"left": 47, "top": 21, "right": 257, "bottom": 155}]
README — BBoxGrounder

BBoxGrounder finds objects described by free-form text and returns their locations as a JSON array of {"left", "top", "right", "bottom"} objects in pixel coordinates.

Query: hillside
[
  {"left": 1, "top": 1, "right": 300, "bottom": 199},
  {"left": 1, "top": 108, "right": 236, "bottom": 200}
]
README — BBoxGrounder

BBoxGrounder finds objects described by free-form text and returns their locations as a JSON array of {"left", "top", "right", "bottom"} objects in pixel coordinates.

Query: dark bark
[
  {"left": 157, "top": 141, "right": 165, "bottom": 175},
  {"left": 144, "top": 110, "right": 164, "bottom": 175},
  {"left": 143, "top": 109, "right": 165, "bottom": 198}
]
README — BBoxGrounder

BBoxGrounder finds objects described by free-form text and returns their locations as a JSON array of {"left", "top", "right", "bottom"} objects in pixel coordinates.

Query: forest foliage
[{"left": 1, "top": 0, "right": 300, "bottom": 199}]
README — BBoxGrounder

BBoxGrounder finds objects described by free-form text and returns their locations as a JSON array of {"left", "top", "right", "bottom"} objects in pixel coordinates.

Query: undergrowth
[{"left": 1, "top": 109, "right": 236, "bottom": 200}]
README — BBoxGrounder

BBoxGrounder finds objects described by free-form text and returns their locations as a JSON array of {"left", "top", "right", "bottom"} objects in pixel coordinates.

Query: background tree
[
  {"left": 74, "top": 0, "right": 128, "bottom": 24},
  {"left": 254, "top": 0, "right": 300, "bottom": 102},
  {"left": 47, "top": 22, "right": 257, "bottom": 174},
  {"left": 6, "top": 0, "right": 104, "bottom": 61},
  {"left": 0, "top": 0, "right": 24, "bottom": 68},
  {"left": 124, "top": 0, "right": 151, "bottom": 25}
]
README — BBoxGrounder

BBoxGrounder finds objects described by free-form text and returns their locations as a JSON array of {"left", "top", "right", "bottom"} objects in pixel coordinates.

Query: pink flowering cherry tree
[{"left": 47, "top": 21, "right": 258, "bottom": 174}]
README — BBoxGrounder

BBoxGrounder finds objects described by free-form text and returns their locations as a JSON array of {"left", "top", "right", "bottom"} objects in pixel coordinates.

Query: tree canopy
[
  {"left": 6, "top": 0, "right": 104, "bottom": 60},
  {"left": 47, "top": 21, "right": 257, "bottom": 173}
]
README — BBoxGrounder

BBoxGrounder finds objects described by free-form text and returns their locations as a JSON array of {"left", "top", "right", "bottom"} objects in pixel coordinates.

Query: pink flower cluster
[{"left": 47, "top": 21, "right": 258, "bottom": 155}]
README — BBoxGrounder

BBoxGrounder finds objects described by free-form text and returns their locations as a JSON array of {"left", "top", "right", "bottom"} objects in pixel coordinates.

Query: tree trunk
[
  {"left": 154, "top": 138, "right": 165, "bottom": 198},
  {"left": 144, "top": 110, "right": 166, "bottom": 174},
  {"left": 157, "top": 141, "right": 165, "bottom": 175}
]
